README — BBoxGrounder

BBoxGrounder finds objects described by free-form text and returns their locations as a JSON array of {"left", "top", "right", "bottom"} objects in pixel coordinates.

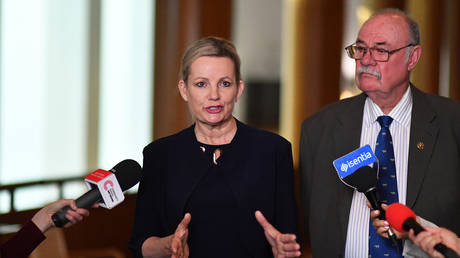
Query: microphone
[
  {"left": 345, "top": 166, "right": 399, "bottom": 246},
  {"left": 51, "top": 159, "right": 142, "bottom": 227},
  {"left": 386, "top": 203, "right": 460, "bottom": 258},
  {"left": 332, "top": 145, "right": 399, "bottom": 247}
]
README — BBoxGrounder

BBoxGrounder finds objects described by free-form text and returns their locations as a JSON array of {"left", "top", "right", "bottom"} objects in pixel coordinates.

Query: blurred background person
[{"left": 129, "top": 36, "right": 300, "bottom": 258}]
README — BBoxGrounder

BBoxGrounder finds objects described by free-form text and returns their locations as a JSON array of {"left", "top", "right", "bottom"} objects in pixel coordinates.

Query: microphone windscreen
[
  {"left": 343, "top": 166, "right": 377, "bottom": 193},
  {"left": 386, "top": 203, "right": 416, "bottom": 232},
  {"left": 110, "top": 159, "right": 142, "bottom": 191}
]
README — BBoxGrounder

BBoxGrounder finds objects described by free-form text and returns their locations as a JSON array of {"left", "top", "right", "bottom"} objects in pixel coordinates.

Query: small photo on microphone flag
[{"left": 332, "top": 145, "right": 378, "bottom": 190}]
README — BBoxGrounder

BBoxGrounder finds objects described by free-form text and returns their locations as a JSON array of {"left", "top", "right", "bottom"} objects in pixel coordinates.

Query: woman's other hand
[{"left": 255, "top": 210, "right": 301, "bottom": 258}]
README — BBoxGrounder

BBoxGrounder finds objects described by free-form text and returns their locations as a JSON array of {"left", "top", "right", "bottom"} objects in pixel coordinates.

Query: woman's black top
[{"left": 185, "top": 143, "right": 247, "bottom": 257}]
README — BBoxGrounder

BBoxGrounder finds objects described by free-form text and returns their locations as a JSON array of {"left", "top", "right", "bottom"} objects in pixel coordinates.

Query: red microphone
[{"left": 386, "top": 203, "right": 459, "bottom": 258}]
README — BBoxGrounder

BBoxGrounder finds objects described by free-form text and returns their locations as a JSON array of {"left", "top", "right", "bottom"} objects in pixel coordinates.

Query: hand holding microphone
[
  {"left": 1, "top": 161, "right": 141, "bottom": 258},
  {"left": 350, "top": 166, "right": 400, "bottom": 245},
  {"left": 52, "top": 159, "right": 142, "bottom": 227},
  {"left": 333, "top": 145, "right": 399, "bottom": 247},
  {"left": 386, "top": 203, "right": 460, "bottom": 258},
  {"left": 409, "top": 227, "right": 460, "bottom": 258},
  {"left": 369, "top": 203, "right": 407, "bottom": 240},
  {"left": 32, "top": 199, "right": 91, "bottom": 233}
]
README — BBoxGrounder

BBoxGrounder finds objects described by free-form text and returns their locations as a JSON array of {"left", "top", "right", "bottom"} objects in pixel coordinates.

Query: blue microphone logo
[{"left": 333, "top": 145, "right": 377, "bottom": 179}]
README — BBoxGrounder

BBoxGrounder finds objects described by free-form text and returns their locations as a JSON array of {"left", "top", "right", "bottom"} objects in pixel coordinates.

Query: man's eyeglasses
[{"left": 345, "top": 43, "right": 415, "bottom": 62}]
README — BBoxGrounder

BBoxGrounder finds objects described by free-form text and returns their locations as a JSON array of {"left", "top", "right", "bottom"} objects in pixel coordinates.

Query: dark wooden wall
[{"left": 153, "top": 0, "right": 233, "bottom": 140}]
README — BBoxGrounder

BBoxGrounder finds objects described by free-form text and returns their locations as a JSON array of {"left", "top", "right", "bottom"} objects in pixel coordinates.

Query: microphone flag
[
  {"left": 332, "top": 144, "right": 378, "bottom": 189},
  {"left": 84, "top": 169, "right": 124, "bottom": 209}
]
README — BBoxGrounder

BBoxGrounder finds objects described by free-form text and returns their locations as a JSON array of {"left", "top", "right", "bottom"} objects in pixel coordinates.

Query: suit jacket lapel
[
  {"left": 333, "top": 93, "right": 367, "bottom": 244},
  {"left": 406, "top": 86, "right": 439, "bottom": 208}
]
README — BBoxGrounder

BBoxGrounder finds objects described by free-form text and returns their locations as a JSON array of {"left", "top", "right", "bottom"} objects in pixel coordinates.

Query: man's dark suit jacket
[
  {"left": 299, "top": 85, "right": 460, "bottom": 257},
  {"left": 129, "top": 120, "right": 298, "bottom": 258}
]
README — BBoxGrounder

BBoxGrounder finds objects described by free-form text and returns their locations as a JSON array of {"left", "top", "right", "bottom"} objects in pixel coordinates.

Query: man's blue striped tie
[{"left": 369, "top": 116, "right": 402, "bottom": 258}]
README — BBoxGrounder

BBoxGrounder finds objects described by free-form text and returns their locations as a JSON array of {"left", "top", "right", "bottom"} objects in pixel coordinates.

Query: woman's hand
[
  {"left": 255, "top": 210, "right": 301, "bottom": 258},
  {"left": 170, "top": 213, "right": 191, "bottom": 258},
  {"left": 141, "top": 213, "right": 191, "bottom": 258}
]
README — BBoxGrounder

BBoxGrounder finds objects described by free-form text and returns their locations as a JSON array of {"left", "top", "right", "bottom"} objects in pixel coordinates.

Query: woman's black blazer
[{"left": 129, "top": 120, "right": 298, "bottom": 257}]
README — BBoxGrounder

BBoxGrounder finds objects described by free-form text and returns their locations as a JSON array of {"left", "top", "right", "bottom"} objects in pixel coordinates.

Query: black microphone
[
  {"left": 343, "top": 166, "right": 399, "bottom": 247},
  {"left": 51, "top": 159, "right": 142, "bottom": 227},
  {"left": 387, "top": 203, "right": 460, "bottom": 258}
]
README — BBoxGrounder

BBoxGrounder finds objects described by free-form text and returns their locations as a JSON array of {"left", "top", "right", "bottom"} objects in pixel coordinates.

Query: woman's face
[{"left": 179, "top": 56, "right": 244, "bottom": 127}]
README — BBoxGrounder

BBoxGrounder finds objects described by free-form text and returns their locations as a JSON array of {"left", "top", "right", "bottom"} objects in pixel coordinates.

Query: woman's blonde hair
[{"left": 179, "top": 36, "right": 241, "bottom": 83}]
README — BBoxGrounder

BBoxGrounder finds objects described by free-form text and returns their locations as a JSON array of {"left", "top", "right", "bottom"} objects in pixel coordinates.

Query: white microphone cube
[{"left": 84, "top": 169, "right": 124, "bottom": 209}]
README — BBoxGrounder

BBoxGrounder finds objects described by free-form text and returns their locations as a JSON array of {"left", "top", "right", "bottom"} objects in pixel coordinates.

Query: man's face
[{"left": 355, "top": 14, "right": 413, "bottom": 97}]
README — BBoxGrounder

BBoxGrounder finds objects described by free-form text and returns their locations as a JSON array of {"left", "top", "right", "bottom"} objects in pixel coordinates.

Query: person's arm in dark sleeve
[
  {"left": 0, "top": 221, "right": 45, "bottom": 258},
  {"left": 1, "top": 199, "right": 90, "bottom": 258}
]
